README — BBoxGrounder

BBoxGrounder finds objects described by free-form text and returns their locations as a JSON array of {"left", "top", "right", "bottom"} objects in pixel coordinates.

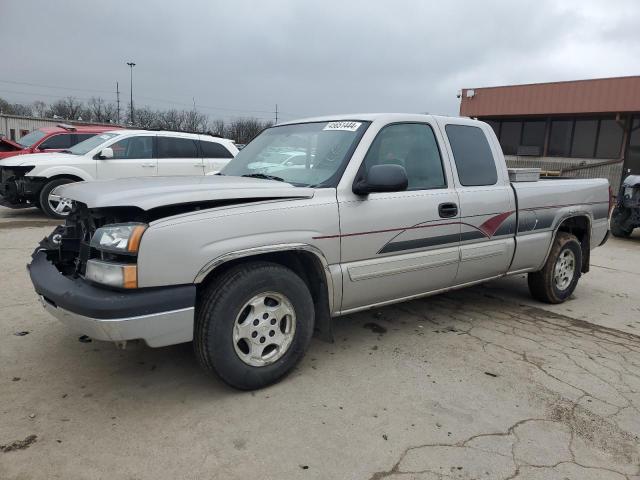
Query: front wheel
[
  {"left": 38, "top": 178, "right": 76, "bottom": 219},
  {"left": 194, "top": 262, "right": 315, "bottom": 390},
  {"left": 528, "top": 232, "right": 582, "bottom": 304},
  {"left": 610, "top": 207, "right": 633, "bottom": 238}
]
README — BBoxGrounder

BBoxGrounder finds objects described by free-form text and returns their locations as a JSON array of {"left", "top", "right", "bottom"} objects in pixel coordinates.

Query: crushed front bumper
[{"left": 28, "top": 251, "right": 197, "bottom": 347}]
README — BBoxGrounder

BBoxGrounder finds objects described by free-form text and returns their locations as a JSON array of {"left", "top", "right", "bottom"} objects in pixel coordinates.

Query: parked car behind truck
[
  {"left": 0, "top": 123, "right": 118, "bottom": 160},
  {"left": 0, "top": 130, "right": 238, "bottom": 218},
  {"left": 28, "top": 114, "right": 610, "bottom": 390}
]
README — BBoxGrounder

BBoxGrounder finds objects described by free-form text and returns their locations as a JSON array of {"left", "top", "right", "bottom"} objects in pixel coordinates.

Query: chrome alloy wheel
[
  {"left": 232, "top": 292, "right": 296, "bottom": 367},
  {"left": 553, "top": 249, "right": 576, "bottom": 291},
  {"left": 47, "top": 192, "right": 73, "bottom": 216}
]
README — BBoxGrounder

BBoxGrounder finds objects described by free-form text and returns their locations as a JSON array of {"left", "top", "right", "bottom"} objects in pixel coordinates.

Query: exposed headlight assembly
[
  {"left": 87, "top": 223, "right": 147, "bottom": 288},
  {"left": 90, "top": 223, "right": 147, "bottom": 254}
]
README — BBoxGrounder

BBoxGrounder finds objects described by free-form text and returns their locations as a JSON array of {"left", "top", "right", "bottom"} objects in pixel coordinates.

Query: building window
[
  {"left": 520, "top": 120, "right": 546, "bottom": 155},
  {"left": 571, "top": 119, "right": 598, "bottom": 158},
  {"left": 595, "top": 118, "right": 623, "bottom": 159},
  {"left": 499, "top": 121, "right": 521, "bottom": 155},
  {"left": 627, "top": 117, "right": 640, "bottom": 172},
  {"left": 484, "top": 120, "right": 500, "bottom": 138},
  {"left": 548, "top": 120, "right": 573, "bottom": 157},
  {"left": 20, "top": 129, "right": 29, "bottom": 137},
  {"left": 9, "top": 128, "right": 16, "bottom": 140}
]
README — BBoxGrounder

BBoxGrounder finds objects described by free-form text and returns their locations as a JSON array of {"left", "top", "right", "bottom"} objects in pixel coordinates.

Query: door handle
[
  {"left": 438, "top": 202, "right": 458, "bottom": 218},
  {"left": 142, "top": 163, "right": 155, "bottom": 168},
  {"left": 193, "top": 163, "right": 203, "bottom": 167}
]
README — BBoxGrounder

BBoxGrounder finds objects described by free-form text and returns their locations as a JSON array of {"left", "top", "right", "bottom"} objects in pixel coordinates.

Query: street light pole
[{"left": 126, "top": 61, "right": 136, "bottom": 124}]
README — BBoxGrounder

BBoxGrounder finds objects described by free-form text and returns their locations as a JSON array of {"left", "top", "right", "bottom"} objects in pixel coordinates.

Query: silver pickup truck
[{"left": 28, "top": 114, "right": 610, "bottom": 389}]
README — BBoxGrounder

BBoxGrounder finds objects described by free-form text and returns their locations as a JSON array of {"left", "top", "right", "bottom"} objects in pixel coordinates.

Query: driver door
[
  {"left": 96, "top": 135, "right": 157, "bottom": 179},
  {"left": 338, "top": 122, "right": 460, "bottom": 312}
]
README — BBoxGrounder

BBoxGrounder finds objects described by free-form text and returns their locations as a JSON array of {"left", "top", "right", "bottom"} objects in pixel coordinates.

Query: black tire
[
  {"left": 38, "top": 178, "right": 76, "bottom": 219},
  {"left": 194, "top": 261, "right": 315, "bottom": 390},
  {"left": 610, "top": 207, "right": 633, "bottom": 238},
  {"left": 528, "top": 232, "right": 582, "bottom": 304}
]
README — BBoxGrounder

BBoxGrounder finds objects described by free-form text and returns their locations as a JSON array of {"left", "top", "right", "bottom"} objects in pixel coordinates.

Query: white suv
[{"left": 0, "top": 130, "right": 238, "bottom": 218}]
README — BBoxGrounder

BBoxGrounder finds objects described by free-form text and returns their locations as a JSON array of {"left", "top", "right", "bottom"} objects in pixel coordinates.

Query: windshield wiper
[
  {"left": 60, "top": 150, "right": 74, "bottom": 154},
  {"left": 241, "top": 173, "right": 286, "bottom": 182}
]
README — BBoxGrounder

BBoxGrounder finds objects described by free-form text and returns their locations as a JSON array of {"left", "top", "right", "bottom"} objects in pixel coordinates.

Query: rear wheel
[
  {"left": 528, "top": 232, "right": 582, "bottom": 304},
  {"left": 194, "top": 262, "right": 315, "bottom": 390},
  {"left": 38, "top": 178, "right": 76, "bottom": 219}
]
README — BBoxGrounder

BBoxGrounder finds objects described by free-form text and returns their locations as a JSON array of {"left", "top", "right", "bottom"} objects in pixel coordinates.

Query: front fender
[{"left": 28, "top": 165, "right": 94, "bottom": 181}]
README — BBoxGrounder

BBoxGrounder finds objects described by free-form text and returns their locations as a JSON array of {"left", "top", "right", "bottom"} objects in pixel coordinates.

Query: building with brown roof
[{"left": 459, "top": 75, "right": 640, "bottom": 189}]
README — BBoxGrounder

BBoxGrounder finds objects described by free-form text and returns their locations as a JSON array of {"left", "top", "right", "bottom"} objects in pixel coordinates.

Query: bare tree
[
  {"left": 87, "top": 97, "right": 118, "bottom": 123},
  {"left": 47, "top": 96, "right": 84, "bottom": 120},
  {"left": 182, "top": 109, "right": 208, "bottom": 132},
  {"left": 208, "top": 119, "right": 225, "bottom": 137},
  {"left": 159, "top": 109, "right": 184, "bottom": 131},
  {"left": 10, "top": 103, "right": 33, "bottom": 116},
  {"left": 225, "top": 118, "right": 272, "bottom": 144},
  {"left": 131, "top": 106, "right": 160, "bottom": 129},
  {"left": 32, "top": 101, "right": 48, "bottom": 118}
]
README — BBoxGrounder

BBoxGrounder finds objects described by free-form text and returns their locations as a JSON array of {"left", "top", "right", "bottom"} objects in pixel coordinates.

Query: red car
[{"left": 0, "top": 124, "right": 121, "bottom": 160}]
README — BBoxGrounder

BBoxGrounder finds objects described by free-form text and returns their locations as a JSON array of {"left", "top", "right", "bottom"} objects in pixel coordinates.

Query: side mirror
[
  {"left": 353, "top": 164, "right": 408, "bottom": 195},
  {"left": 98, "top": 147, "right": 114, "bottom": 159}
]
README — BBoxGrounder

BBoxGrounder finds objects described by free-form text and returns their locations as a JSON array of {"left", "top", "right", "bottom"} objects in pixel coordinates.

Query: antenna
[{"left": 274, "top": 103, "right": 278, "bottom": 124}]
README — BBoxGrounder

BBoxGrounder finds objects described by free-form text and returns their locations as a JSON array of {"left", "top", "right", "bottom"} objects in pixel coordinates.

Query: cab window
[
  {"left": 445, "top": 125, "right": 497, "bottom": 186},
  {"left": 199, "top": 140, "right": 233, "bottom": 158},
  {"left": 158, "top": 137, "right": 199, "bottom": 158},
  {"left": 361, "top": 123, "right": 446, "bottom": 190},
  {"left": 109, "top": 136, "right": 153, "bottom": 159}
]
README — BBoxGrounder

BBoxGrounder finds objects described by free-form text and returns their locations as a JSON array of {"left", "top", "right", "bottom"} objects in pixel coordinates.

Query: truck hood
[
  {"left": 0, "top": 136, "right": 23, "bottom": 150},
  {"left": 57, "top": 175, "right": 315, "bottom": 210},
  {"left": 0, "top": 152, "right": 72, "bottom": 167}
]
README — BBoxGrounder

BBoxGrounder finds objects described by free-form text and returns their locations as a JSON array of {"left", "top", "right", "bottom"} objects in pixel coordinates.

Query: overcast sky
[{"left": 1, "top": 0, "right": 639, "bottom": 122}]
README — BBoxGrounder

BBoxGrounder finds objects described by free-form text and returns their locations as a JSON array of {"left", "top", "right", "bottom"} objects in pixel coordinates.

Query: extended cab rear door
[{"left": 436, "top": 118, "right": 516, "bottom": 284}]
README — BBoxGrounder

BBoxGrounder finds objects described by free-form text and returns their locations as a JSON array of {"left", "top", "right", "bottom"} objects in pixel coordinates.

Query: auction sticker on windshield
[{"left": 323, "top": 121, "right": 362, "bottom": 132}]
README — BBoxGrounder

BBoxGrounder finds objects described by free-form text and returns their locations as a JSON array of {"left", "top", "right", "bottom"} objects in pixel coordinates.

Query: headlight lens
[
  {"left": 90, "top": 223, "right": 147, "bottom": 254},
  {"left": 85, "top": 260, "right": 137, "bottom": 289}
]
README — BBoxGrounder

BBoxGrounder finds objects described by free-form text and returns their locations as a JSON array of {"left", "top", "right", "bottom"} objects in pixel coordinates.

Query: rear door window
[
  {"left": 445, "top": 125, "right": 497, "bottom": 186},
  {"left": 199, "top": 140, "right": 234, "bottom": 158},
  {"left": 158, "top": 137, "right": 199, "bottom": 158}
]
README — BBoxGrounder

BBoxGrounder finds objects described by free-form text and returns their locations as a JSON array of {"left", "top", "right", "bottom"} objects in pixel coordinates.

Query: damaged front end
[
  {"left": 0, "top": 166, "right": 41, "bottom": 208},
  {"left": 30, "top": 201, "right": 197, "bottom": 347}
]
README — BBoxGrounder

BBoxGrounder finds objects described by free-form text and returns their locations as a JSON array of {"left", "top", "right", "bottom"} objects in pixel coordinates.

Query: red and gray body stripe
[{"left": 313, "top": 201, "right": 608, "bottom": 254}]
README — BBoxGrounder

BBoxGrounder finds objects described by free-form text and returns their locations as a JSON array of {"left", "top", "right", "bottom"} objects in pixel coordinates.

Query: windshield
[
  {"left": 67, "top": 132, "right": 121, "bottom": 155},
  {"left": 222, "top": 120, "right": 369, "bottom": 187},
  {"left": 17, "top": 130, "right": 47, "bottom": 148}
]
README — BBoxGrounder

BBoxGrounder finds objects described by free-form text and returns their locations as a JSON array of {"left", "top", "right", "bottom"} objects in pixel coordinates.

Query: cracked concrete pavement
[{"left": 1, "top": 206, "right": 639, "bottom": 479}]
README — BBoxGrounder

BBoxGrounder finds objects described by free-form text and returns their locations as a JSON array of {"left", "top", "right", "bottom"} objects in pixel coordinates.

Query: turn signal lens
[{"left": 85, "top": 260, "right": 138, "bottom": 289}]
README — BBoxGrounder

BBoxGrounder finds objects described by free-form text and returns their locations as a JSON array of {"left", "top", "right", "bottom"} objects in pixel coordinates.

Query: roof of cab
[
  {"left": 277, "top": 113, "right": 469, "bottom": 126},
  {"left": 38, "top": 124, "right": 122, "bottom": 134}
]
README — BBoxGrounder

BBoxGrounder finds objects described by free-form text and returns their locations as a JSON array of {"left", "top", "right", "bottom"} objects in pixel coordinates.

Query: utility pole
[
  {"left": 274, "top": 104, "right": 278, "bottom": 124},
  {"left": 116, "top": 81, "right": 120, "bottom": 124},
  {"left": 126, "top": 61, "right": 136, "bottom": 124}
]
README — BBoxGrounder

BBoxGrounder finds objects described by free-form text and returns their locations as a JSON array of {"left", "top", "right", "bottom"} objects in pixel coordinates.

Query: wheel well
[
  {"left": 197, "top": 250, "right": 334, "bottom": 342},
  {"left": 557, "top": 216, "right": 590, "bottom": 273},
  {"left": 46, "top": 174, "right": 84, "bottom": 183}
]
